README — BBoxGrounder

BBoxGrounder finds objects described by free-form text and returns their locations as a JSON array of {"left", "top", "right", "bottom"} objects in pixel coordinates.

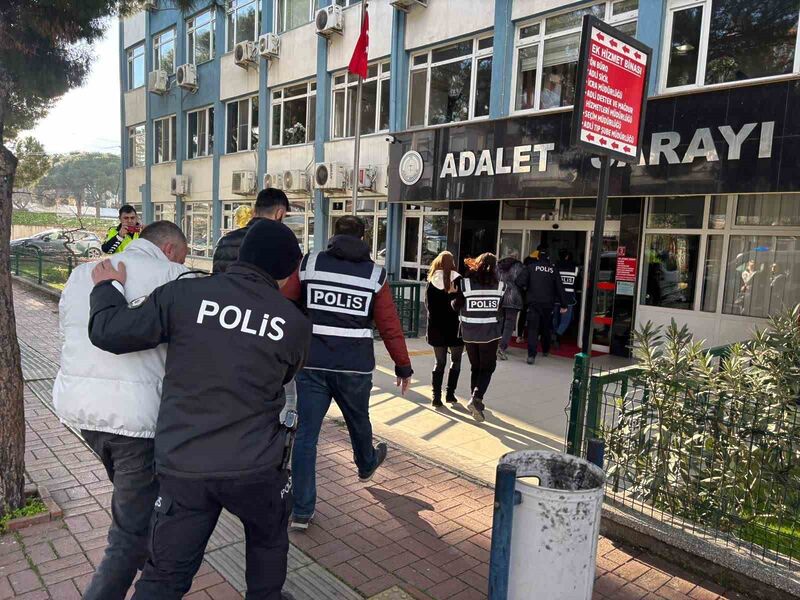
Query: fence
[
  {"left": 566, "top": 348, "right": 800, "bottom": 568},
  {"left": 10, "top": 248, "right": 93, "bottom": 290},
  {"left": 388, "top": 281, "right": 422, "bottom": 338}
]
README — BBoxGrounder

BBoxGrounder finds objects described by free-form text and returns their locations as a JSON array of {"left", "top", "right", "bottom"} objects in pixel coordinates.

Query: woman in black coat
[{"left": 425, "top": 251, "right": 463, "bottom": 407}]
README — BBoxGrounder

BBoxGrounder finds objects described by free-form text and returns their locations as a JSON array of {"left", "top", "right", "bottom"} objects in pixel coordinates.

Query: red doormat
[{"left": 508, "top": 338, "right": 604, "bottom": 358}]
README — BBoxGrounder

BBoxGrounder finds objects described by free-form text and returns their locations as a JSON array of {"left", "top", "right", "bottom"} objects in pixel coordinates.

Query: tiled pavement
[{"left": 1, "top": 280, "right": 750, "bottom": 600}]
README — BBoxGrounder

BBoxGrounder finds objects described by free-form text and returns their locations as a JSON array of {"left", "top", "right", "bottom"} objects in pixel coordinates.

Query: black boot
[
  {"left": 446, "top": 369, "right": 460, "bottom": 404},
  {"left": 431, "top": 370, "right": 444, "bottom": 407}
]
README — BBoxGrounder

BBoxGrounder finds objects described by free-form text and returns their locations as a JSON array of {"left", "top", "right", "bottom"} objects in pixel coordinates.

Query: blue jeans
[
  {"left": 553, "top": 304, "right": 574, "bottom": 336},
  {"left": 292, "top": 369, "right": 377, "bottom": 519}
]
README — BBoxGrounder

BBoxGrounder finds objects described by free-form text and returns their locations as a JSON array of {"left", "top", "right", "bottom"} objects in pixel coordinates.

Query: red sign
[
  {"left": 616, "top": 257, "right": 638, "bottom": 282},
  {"left": 572, "top": 17, "right": 651, "bottom": 162}
]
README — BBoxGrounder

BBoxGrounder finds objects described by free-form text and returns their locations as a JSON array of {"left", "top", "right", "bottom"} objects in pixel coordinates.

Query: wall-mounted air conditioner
[
  {"left": 232, "top": 170, "right": 257, "bottom": 195},
  {"left": 147, "top": 70, "right": 168, "bottom": 94},
  {"left": 314, "top": 163, "right": 346, "bottom": 191},
  {"left": 315, "top": 5, "right": 344, "bottom": 37},
  {"left": 176, "top": 64, "right": 198, "bottom": 92},
  {"left": 234, "top": 41, "right": 257, "bottom": 68},
  {"left": 348, "top": 165, "right": 378, "bottom": 192},
  {"left": 283, "top": 170, "right": 309, "bottom": 193},
  {"left": 264, "top": 172, "right": 284, "bottom": 190},
  {"left": 258, "top": 33, "right": 280, "bottom": 60},
  {"left": 391, "top": 0, "right": 428, "bottom": 11},
  {"left": 170, "top": 175, "right": 189, "bottom": 197}
]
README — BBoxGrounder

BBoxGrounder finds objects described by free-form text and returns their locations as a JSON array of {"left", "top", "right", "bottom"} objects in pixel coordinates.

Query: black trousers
[
  {"left": 132, "top": 470, "right": 292, "bottom": 600},
  {"left": 465, "top": 340, "right": 499, "bottom": 401},
  {"left": 81, "top": 431, "right": 158, "bottom": 600},
  {"left": 527, "top": 304, "right": 554, "bottom": 358}
]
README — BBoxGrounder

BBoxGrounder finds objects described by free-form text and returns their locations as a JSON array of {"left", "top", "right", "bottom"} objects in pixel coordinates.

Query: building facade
[{"left": 119, "top": 0, "right": 800, "bottom": 356}]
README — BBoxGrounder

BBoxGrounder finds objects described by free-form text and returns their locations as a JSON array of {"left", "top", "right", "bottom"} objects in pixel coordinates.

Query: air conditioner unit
[
  {"left": 390, "top": 0, "right": 428, "bottom": 11},
  {"left": 264, "top": 172, "right": 284, "bottom": 190},
  {"left": 176, "top": 64, "right": 198, "bottom": 91},
  {"left": 143, "top": 0, "right": 158, "bottom": 10},
  {"left": 232, "top": 170, "right": 257, "bottom": 195},
  {"left": 147, "top": 70, "right": 168, "bottom": 94},
  {"left": 314, "top": 163, "right": 346, "bottom": 191},
  {"left": 315, "top": 5, "right": 344, "bottom": 37},
  {"left": 234, "top": 41, "right": 257, "bottom": 68},
  {"left": 348, "top": 165, "right": 377, "bottom": 192},
  {"left": 258, "top": 33, "right": 280, "bottom": 60},
  {"left": 283, "top": 170, "right": 309, "bottom": 193},
  {"left": 170, "top": 175, "right": 189, "bottom": 197}
]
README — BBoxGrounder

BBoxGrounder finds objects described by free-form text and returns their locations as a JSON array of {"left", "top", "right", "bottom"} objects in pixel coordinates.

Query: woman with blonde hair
[
  {"left": 425, "top": 251, "right": 463, "bottom": 407},
  {"left": 451, "top": 253, "right": 504, "bottom": 422}
]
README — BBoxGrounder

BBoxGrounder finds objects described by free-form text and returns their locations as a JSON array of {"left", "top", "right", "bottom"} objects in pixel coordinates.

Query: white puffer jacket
[{"left": 53, "top": 239, "right": 189, "bottom": 438}]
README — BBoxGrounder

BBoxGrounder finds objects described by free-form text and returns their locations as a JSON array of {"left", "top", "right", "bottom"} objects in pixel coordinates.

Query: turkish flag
[{"left": 348, "top": 8, "right": 369, "bottom": 79}]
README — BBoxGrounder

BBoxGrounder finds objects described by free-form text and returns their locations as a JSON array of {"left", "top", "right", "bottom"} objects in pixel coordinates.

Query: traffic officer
[
  {"left": 515, "top": 245, "right": 569, "bottom": 365},
  {"left": 102, "top": 204, "right": 141, "bottom": 254},
  {"left": 87, "top": 219, "right": 311, "bottom": 600},
  {"left": 281, "top": 215, "right": 413, "bottom": 530}
]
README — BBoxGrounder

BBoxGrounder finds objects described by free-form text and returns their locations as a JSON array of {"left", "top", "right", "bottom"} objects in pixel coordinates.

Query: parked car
[{"left": 10, "top": 229, "right": 103, "bottom": 258}]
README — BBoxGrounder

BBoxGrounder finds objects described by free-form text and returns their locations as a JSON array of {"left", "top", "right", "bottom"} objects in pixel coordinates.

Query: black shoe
[
  {"left": 446, "top": 370, "right": 460, "bottom": 404},
  {"left": 432, "top": 396, "right": 444, "bottom": 408},
  {"left": 359, "top": 442, "right": 388, "bottom": 482},
  {"left": 445, "top": 391, "right": 458, "bottom": 404},
  {"left": 467, "top": 398, "right": 486, "bottom": 423},
  {"left": 527, "top": 355, "right": 536, "bottom": 365},
  {"left": 543, "top": 352, "right": 549, "bottom": 357},
  {"left": 431, "top": 370, "right": 444, "bottom": 407},
  {"left": 290, "top": 513, "right": 314, "bottom": 531}
]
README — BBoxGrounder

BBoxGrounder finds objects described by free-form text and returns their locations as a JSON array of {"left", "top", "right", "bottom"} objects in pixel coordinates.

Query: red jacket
[{"left": 282, "top": 268, "right": 413, "bottom": 377}]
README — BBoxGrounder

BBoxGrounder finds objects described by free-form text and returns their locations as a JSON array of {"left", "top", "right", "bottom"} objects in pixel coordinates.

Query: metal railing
[
  {"left": 10, "top": 248, "right": 92, "bottom": 290},
  {"left": 388, "top": 281, "right": 422, "bottom": 338},
  {"left": 566, "top": 345, "right": 800, "bottom": 568}
]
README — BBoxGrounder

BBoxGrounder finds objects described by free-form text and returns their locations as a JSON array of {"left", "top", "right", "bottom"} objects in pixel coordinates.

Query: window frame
[
  {"left": 270, "top": 80, "right": 317, "bottom": 147},
  {"left": 183, "top": 202, "right": 213, "bottom": 258},
  {"left": 187, "top": 106, "right": 214, "bottom": 160},
  {"left": 126, "top": 43, "right": 145, "bottom": 90},
  {"left": 331, "top": 61, "right": 390, "bottom": 140},
  {"left": 153, "top": 27, "right": 177, "bottom": 75},
  {"left": 407, "top": 34, "right": 495, "bottom": 129},
  {"left": 659, "top": 0, "right": 800, "bottom": 94},
  {"left": 399, "top": 205, "right": 450, "bottom": 279},
  {"left": 510, "top": 0, "right": 638, "bottom": 115},
  {"left": 274, "top": 0, "right": 317, "bottom": 34},
  {"left": 153, "top": 115, "right": 177, "bottom": 164},
  {"left": 127, "top": 124, "right": 146, "bottom": 168},
  {"left": 187, "top": 8, "right": 216, "bottom": 65},
  {"left": 225, "top": 95, "right": 259, "bottom": 153},
  {"left": 226, "top": 0, "right": 259, "bottom": 52},
  {"left": 329, "top": 198, "right": 388, "bottom": 263}
]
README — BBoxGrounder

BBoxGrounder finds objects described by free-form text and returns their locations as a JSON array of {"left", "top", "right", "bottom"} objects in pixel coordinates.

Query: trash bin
[{"left": 488, "top": 450, "right": 606, "bottom": 600}]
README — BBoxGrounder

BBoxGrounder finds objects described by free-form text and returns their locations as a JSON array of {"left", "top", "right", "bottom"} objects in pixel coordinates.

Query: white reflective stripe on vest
[
  {"left": 312, "top": 324, "right": 373, "bottom": 338},
  {"left": 460, "top": 316, "right": 500, "bottom": 324},
  {"left": 462, "top": 289, "right": 504, "bottom": 298},
  {"left": 301, "top": 252, "right": 382, "bottom": 292}
]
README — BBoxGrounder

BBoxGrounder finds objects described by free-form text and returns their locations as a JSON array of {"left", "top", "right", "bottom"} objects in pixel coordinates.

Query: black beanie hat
[{"left": 239, "top": 219, "right": 302, "bottom": 280}]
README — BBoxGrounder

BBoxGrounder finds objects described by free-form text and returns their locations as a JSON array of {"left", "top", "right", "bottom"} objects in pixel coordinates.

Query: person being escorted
[
  {"left": 53, "top": 221, "right": 189, "bottom": 600},
  {"left": 496, "top": 254, "right": 524, "bottom": 360},
  {"left": 452, "top": 253, "right": 504, "bottom": 423},
  {"left": 515, "top": 245, "right": 569, "bottom": 365},
  {"left": 102, "top": 204, "right": 141, "bottom": 254},
  {"left": 87, "top": 219, "right": 311, "bottom": 600},
  {"left": 425, "top": 251, "right": 463, "bottom": 407},
  {"left": 553, "top": 249, "right": 579, "bottom": 349},
  {"left": 282, "top": 215, "right": 413, "bottom": 530},
  {"left": 212, "top": 187, "right": 290, "bottom": 273}
]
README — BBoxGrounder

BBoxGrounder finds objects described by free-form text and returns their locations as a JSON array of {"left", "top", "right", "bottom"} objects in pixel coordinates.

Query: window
[
  {"left": 332, "top": 62, "right": 390, "bottom": 139},
  {"left": 408, "top": 36, "right": 493, "bottom": 127},
  {"left": 153, "top": 202, "right": 176, "bottom": 223},
  {"left": 276, "top": 0, "right": 316, "bottom": 33},
  {"left": 187, "top": 107, "right": 214, "bottom": 159},
  {"left": 701, "top": 235, "right": 724, "bottom": 311},
  {"left": 183, "top": 202, "right": 213, "bottom": 258},
  {"left": 127, "top": 44, "right": 145, "bottom": 90},
  {"left": 400, "top": 205, "right": 449, "bottom": 279},
  {"left": 513, "top": 1, "right": 638, "bottom": 112},
  {"left": 222, "top": 201, "right": 254, "bottom": 235},
  {"left": 647, "top": 196, "right": 705, "bottom": 228},
  {"left": 227, "top": 0, "right": 258, "bottom": 52},
  {"left": 153, "top": 115, "right": 177, "bottom": 164},
  {"left": 735, "top": 193, "right": 800, "bottom": 227},
  {"left": 154, "top": 28, "right": 176, "bottom": 74},
  {"left": 226, "top": 95, "right": 259, "bottom": 153},
  {"left": 271, "top": 81, "right": 316, "bottom": 146},
  {"left": 329, "top": 199, "right": 386, "bottom": 262},
  {"left": 187, "top": 9, "right": 215, "bottom": 64},
  {"left": 641, "top": 233, "right": 700, "bottom": 309},
  {"left": 663, "top": 0, "right": 800, "bottom": 90},
  {"left": 127, "top": 125, "right": 145, "bottom": 168}
]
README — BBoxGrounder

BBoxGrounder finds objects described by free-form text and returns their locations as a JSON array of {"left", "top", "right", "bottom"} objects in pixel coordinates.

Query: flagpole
[{"left": 351, "top": 0, "right": 367, "bottom": 214}]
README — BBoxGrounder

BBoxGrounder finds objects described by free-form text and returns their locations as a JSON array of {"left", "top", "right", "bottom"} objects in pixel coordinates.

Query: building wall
[
  {"left": 219, "top": 152, "right": 259, "bottom": 199},
  {"left": 404, "top": 0, "right": 494, "bottom": 49},
  {"left": 182, "top": 157, "right": 214, "bottom": 202},
  {"left": 122, "top": 12, "right": 146, "bottom": 47},
  {"left": 125, "top": 167, "right": 146, "bottom": 206},
  {"left": 328, "top": 2, "right": 392, "bottom": 70},
  {"left": 219, "top": 52, "right": 260, "bottom": 101},
  {"left": 124, "top": 89, "right": 146, "bottom": 126},
  {"left": 267, "top": 23, "right": 317, "bottom": 87}
]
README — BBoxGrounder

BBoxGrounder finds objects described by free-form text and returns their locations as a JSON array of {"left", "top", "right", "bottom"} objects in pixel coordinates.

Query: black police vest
[
  {"left": 299, "top": 251, "right": 386, "bottom": 374},
  {"left": 459, "top": 278, "right": 505, "bottom": 343},
  {"left": 558, "top": 266, "right": 579, "bottom": 305}
]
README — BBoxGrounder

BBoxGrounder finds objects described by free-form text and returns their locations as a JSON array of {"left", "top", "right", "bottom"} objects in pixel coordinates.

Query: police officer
[
  {"left": 87, "top": 219, "right": 311, "bottom": 600},
  {"left": 102, "top": 204, "right": 141, "bottom": 254},
  {"left": 515, "top": 245, "right": 569, "bottom": 365},
  {"left": 553, "top": 249, "right": 580, "bottom": 348},
  {"left": 281, "top": 215, "right": 413, "bottom": 530}
]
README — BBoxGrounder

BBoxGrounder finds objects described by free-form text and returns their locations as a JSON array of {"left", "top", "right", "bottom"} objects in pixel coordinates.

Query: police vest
[
  {"left": 558, "top": 266, "right": 579, "bottom": 304},
  {"left": 104, "top": 226, "right": 139, "bottom": 254},
  {"left": 299, "top": 251, "right": 386, "bottom": 374},
  {"left": 459, "top": 278, "right": 505, "bottom": 344}
]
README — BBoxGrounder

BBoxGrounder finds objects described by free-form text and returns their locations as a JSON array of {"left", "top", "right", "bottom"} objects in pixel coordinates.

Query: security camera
[{"left": 385, "top": 134, "right": 397, "bottom": 144}]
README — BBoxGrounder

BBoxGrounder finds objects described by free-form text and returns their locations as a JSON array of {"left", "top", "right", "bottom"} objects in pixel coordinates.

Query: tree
[
  {"left": 40, "top": 152, "right": 120, "bottom": 217},
  {"left": 12, "top": 137, "right": 51, "bottom": 209},
  {"left": 0, "top": 0, "right": 195, "bottom": 518}
]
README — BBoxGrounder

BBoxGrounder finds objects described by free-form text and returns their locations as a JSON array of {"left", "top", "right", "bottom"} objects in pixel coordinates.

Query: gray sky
[{"left": 23, "top": 21, "right": 121, "bottom": 155}]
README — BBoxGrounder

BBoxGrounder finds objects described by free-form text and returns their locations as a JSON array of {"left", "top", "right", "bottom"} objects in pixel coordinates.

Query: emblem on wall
[{"left": 398, "top": 150, "right": 424, "bottom": 186}]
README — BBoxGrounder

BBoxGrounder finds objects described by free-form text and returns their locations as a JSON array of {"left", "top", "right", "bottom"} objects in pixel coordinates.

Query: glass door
[{"left": 588, "top": 223, "right": 621, "bottom": 352}]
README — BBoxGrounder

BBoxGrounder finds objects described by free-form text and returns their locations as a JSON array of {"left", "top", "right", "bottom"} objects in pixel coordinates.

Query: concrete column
[
  {"left": 258, "top": 0, "right": 273, "bottom": 183},
  {"left": 211, "top": 6, "right": 226, "bottom": 244},
  {"left": 313, "top": 0, "right": 332, "bottom": 249},
  {"left": 175, "top": 15, "right": 186, "bottom": 224},
  {"left": 143, "top": 12, "right": 153, "bottom": 224},
  {"left": 489, "top": 0, "right": 514, "bottom": 119},
  {"left": 636, "top": 0, "right": 667, "bottom": 94},
  {"left": 118, "top": 19, "right": 127, "bottom": 206}
]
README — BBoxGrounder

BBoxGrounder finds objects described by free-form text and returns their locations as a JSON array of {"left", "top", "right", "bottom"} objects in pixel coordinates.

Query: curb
[{"left": 5, "top": 484, "right": 64, "bottom": 533}]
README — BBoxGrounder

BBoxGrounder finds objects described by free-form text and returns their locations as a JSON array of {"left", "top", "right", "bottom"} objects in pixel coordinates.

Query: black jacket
[
  {"left": 212, "top": 218, "right": 263, "bottom": 274},
  {"left": 88, "top": 263, "right": 311, "bottom": 479},
  {"left": 424, "top": 277, "right": 463, "bottom": 348},
  {"left": 515, "top": 257, "right": 570, "bottom": 308}
]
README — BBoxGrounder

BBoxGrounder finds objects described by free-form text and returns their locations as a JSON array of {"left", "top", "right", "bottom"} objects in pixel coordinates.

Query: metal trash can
[{"left": 488, "top": 450, "right": 606, "bottom": 600}]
